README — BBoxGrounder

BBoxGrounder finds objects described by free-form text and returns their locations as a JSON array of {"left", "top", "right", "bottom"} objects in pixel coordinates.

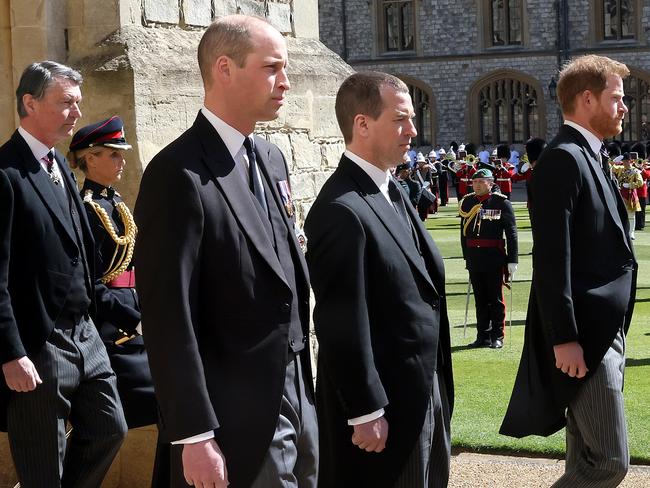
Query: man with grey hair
[
  {"left": 135, "top": 14, "right": 317, "bottom": 488},
  {"left": 0, "top": 60, "right": 127, "bottom": 486}
]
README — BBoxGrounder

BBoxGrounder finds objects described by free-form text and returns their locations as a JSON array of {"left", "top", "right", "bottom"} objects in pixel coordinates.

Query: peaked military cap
[{"left": 69, "top": 115, "right": 132, "bottom": 152}]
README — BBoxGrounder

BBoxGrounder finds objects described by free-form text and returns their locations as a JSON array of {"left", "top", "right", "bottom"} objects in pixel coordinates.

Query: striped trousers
[
  {"left": 7, "top": 317, "right": 127, "bottom": 488},
  {"left": 393, "top": 370, "right": 451, "bottom": 488},
  {"left": 552, "top": 330, "right": 628, "bottom": 488}
]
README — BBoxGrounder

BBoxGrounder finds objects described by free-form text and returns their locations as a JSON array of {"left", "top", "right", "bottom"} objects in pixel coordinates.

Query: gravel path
[{"left": 450, "top": 453, "right": 650, "bottom": 487}]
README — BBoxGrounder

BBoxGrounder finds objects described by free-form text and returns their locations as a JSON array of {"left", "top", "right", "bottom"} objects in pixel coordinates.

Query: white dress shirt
[
  {"left": 563, "top": 120, "right": 603, "bottom": 157},
  {"left": 200, "top": 106, "right": 265, "bottom": 199},
  {"left": 342, "top": 149, "right": 389, "bottom": 426},
  {"left": 17, "top": 126, "right": 66, "bottom": 192}
]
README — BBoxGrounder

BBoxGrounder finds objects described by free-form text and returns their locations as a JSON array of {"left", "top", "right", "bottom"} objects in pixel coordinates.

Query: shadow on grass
[
  {"left": 635, "top": 298, "right": 650, "bottom": 303},
  {"left": 452, "top": 319, "right": 526, "bottom": 330},
  {"left": 626, "top": 357, "right": 650, "bottom": 367}
]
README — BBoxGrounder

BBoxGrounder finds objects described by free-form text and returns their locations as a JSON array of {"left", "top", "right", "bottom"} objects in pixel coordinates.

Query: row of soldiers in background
[
  {"left": 604, "top": 140, "right": 650, "bottom": 239},
  {"left": 401, "top": 140, "right": 546, "bottom": 207}
]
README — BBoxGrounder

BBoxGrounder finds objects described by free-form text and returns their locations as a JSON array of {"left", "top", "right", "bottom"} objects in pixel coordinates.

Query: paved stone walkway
[{"left": 450, "top": 452, "right": 650, "bottom": 487}]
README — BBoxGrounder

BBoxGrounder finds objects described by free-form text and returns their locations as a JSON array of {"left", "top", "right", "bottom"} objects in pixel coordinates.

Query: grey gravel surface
[{"left": 450, "top": 453, "right": 650, "bottom": 487}]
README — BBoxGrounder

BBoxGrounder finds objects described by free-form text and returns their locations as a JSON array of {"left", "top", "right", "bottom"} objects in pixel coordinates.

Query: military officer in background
[
  {"left": 68, "top": 116, "right": 158, "bottom": 429},
  {"left": 459, "top": 169, "right": 518, "bottom": 349},
  {"left": 494, "top": 144, "right": 515, "bottom": 199}
]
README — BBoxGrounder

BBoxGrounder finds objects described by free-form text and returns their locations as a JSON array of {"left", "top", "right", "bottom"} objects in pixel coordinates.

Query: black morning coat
[
  {"left": 500, "top": 124, "right": 637, "bottom": 438},
  {"left": 134, "top": 112, "right": 312, "bottom": 488},
  {"left": 305, "top": 156, "right": 454, "bottom": 488},
  {"left": 0, "top": 131, "right": 139, "bottom": 430}
]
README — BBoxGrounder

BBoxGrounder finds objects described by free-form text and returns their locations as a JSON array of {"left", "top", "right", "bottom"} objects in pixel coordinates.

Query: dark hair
[
  {"left": 606, "top": 142, "right": 621, "bottom": 157},
  {"left": 630, "top": 141, "right": 646, "bottom": 159},
  {"left": 496, "top": 144, "right": 510, "bottom": 159},
  {"left": 524, "top": 137, "right": 546, "bottom": 162},
  {"left": 16, "top": 61, "right": 82, "bottom": 118},
  {"left": 335, "top": 71, "right": 408, "bottom": 144}
]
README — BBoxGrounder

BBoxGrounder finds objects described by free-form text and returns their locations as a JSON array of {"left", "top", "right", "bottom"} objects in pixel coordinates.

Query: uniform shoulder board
[{"left": 493, "top": 192, "right": 508, "bottom": 199}]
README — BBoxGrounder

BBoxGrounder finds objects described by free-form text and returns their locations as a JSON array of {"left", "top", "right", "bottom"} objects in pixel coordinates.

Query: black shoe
[
  {"left": 490, "top": 339, "right": 503, "bottom": 349},
  {"left": 468, "top": 339, "right": 491, "bottom": 348}
]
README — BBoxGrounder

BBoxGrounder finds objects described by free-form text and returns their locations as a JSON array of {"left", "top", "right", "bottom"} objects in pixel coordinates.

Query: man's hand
[
  {"left": 2, "top": 356, "right": 42, "bottom": 392},
  {"left": 553, "top": 341, "right": 588, "bottom": 378},
  {"left": 182, "top": 439, "right": 229, "bottom": 487},
  {"left": 351, "top": 416, "right": 388, "bottom": 453}
]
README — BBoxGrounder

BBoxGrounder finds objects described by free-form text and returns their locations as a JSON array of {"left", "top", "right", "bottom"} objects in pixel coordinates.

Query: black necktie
[
  {"left": 600, "top": 144, "right": 612, "bottom": 179},
  {"left": 243, "top": 137, "right": 268, "bottom": 214},
  {"left": 45, "top": 150, "right": 54, "bottom": 169},
  {"left": 388, "top": 179, "right": 421, "bottom": 253}
]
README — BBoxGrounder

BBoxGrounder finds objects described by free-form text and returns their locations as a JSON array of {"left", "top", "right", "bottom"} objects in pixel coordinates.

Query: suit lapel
[
  {"left": 563, "top": 127, "right": 632, "bottom": 252},
  {"left": 341, "top": 158, "right": 436, "bottom": 293},
  {"left": 254, "top": 137, "right": 310, "bottom": 286},
  {"left": 12, "top": 132, "right": 76, "bottom": 244},
  {"left": 193, "top": 114, "right": 289, "bottom": 288}
]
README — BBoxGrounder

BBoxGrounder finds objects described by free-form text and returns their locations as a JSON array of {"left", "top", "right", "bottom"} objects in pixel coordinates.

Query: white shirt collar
[
  {"left": 344, "top": 149, "right": 391, "bottom": 196},
  {"left": 564, "top": 120, "right": 603, "bottom": 156},
  {"left": 201, "top": 106, "right": 250, "bottom": 160},
  {"left": 17, "top": 126, "right": 53, "bottom": 162}
]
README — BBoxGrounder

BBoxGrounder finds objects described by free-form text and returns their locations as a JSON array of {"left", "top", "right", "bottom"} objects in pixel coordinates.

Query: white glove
[
  {"left": 520, "top": 162, "right": 531, "bottom": 173},
  {"left": 622, "top": 183, "right": 630, "bottom": 189},
  {"left": 507, "top": 263, "right": 518, "bottom": 281}
]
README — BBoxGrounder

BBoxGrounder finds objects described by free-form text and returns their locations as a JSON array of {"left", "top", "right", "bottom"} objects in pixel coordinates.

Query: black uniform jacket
[
  {"left": 500, "top": 124, "right": 637, "bottom": 438},
  {"left": 305, "top": 156, "right": 454, "bottom": 488},
  {"left": 81, "top": 179, "right": 156, "bottom": 428},
  {"left": 0, "top": 131, "right": 120, "bottom": 431},
  {"left": 134, "top": 112, "right": 312, "bottom": 488},
  {"left": 459, "top": 191, "right": 518, "bottom": 272}
]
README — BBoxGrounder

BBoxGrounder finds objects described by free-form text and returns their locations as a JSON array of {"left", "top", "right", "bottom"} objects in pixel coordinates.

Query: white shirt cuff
[
  {"left": 347, "top": 408, "right": 385, "bottom": 426},
  {"left": 171, "top": 431, "right": 215, "bottom": 445}
]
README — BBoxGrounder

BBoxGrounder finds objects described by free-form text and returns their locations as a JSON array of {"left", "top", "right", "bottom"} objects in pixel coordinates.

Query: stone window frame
[
  {"left": 397, "top": 75, "right": 436, "bottom": 147},
  {"left": 614, "top": 67, "right": 650, "bottom": 143},
  {"left": 479, "top": 0, "right": 529, "bottom": 51},
  {"left": 375, "top": 0, "right": 419, "bottom": 57},
  {"left": 593, "top": 0, "right": 643, "bottom": 44},
  {"left": 467, "top": 69, "right": 546, "bottom": 146}
]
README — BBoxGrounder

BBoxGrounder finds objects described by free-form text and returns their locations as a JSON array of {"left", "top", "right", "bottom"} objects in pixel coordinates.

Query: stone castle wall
[
  {"left": 319, "top": 0, "right": 650, "bottom": 149},
  {"left": 0, "top": 1, "right": 351, "bottom": 486}
]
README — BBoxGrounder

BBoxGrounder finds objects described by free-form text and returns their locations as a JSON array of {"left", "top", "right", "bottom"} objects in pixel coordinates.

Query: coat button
[
  {"left": 71, "top": 257, "right": 79, "bottom": 266},
  {"left": 281, "top": 302, "right": 290, "bottom": 313}
]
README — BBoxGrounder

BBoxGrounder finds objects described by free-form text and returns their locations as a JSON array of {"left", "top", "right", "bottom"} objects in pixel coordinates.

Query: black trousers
[
  {"left": 635, "top": 195, "right": 646, "bottom": 230},
  {"left": 7, "top": 317, "right": 127, "bottom": 488},
  {"left": 469, "top": 269, "right": 506, "bottom": 341}
]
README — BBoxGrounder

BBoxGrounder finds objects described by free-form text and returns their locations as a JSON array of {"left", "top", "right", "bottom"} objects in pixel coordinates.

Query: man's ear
[
  {"left": 212, "top": 55, "right": 233, "bottom": 85},
  {"left": 353, "top": 114, "right": 370, "bottom": 139},
  {"left": 22, "top": 94, "right": 36, "bottom": 115}
]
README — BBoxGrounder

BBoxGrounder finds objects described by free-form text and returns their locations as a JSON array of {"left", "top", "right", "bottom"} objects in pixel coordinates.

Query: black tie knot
[{"left": 45, "top": 150, "right": 54, "bottom": 163}]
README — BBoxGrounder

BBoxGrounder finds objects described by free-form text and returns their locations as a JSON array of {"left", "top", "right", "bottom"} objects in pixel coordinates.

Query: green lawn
[{"left": 426, "top": 200, "right": 650, "bottom": 463}]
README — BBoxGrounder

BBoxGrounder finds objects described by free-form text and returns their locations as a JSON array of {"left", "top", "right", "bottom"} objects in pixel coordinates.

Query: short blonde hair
[
  {"left": 197, "top": 15, "right": 270, "bottom": 87},
  {"left": 557, "top": 55, "right": 630, "bottom": 116},
  {"left": 67, "top": 146, "right": 105, "bottom": 172}
]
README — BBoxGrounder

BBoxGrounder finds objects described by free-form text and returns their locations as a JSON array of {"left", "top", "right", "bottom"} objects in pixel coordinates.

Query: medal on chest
[{"left": 480, "top": 208, "right": 501, "bottom": 220}]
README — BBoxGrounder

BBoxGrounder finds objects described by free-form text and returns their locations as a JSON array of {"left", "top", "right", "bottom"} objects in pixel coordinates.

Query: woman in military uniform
[{"left": 67, "top": 116, "right": 158, "bottom": 429}]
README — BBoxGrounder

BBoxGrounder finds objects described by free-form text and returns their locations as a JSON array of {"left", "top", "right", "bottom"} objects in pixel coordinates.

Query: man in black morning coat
[
  {"left": 501, "top": 55, "right": 637, "bottom": 487},
  {"left": 305, "top": 71, "right": 453, "bottom": 488},
  {"left": 134, "top": 15, "right": 317, "bottom": 488},
  {"left": 0, "top": 61, "right": 127, "bottom": 487}
]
